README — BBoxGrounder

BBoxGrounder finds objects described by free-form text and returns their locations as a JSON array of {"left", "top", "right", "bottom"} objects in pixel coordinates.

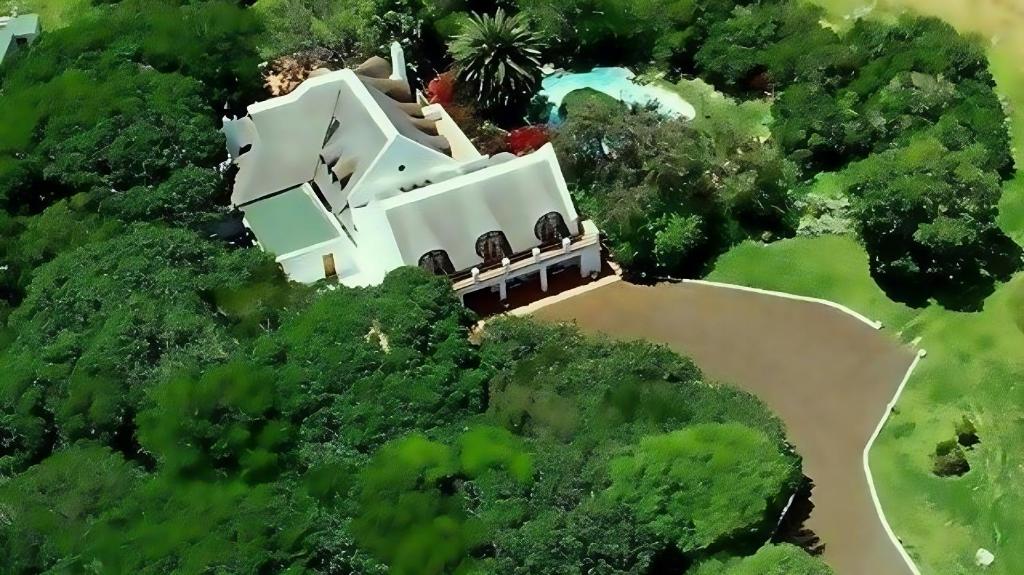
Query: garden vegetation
[
  {"left": 1, "top": 0, "right": 1013, "bottom": 571},
  {"left": 0, "top": 1, "right": 834, "bottom": 573}
]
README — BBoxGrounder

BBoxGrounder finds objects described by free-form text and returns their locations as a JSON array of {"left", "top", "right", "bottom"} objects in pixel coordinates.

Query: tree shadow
[
  {"left": 648, "top": 545, "right": 691, "bottom": 575},
  {"left": 873, "top": 233, "right": 1023, "bottom": 313},
  {"left": 772, "top": 476, "right": 826, "bottom": 557}
]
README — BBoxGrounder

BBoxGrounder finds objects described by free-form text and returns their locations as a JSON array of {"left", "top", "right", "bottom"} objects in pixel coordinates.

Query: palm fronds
[{"left": 449, "top": 9, "right": 545, "bottom": 111}]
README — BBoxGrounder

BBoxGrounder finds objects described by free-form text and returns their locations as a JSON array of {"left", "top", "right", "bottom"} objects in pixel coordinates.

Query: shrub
[
  {"left": 427, "top": 71, "right": 456, "bottom": 105},
  {"left": 955, "top": 415, "right": 980, "bottom": 448},
  {"left": 605, "top": 423, "right": 800, "bottom": 554},
  {"left": 449, "top": 8, "right": 545, "bottom": 115},
  {"left": 932, "top": 439, "right": 970, "bottom": 477},
  {"left": 507, "top": 125, "right": 550, "bottom": 155}
]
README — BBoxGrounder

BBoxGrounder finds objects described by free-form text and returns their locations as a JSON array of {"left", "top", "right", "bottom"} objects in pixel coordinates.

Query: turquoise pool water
[{"left": 538, "top": 67, "right": 696, "bottom": 123}]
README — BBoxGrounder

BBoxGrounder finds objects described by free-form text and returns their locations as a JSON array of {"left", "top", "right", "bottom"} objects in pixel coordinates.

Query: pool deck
[{"left": 531, "top": 280, "right": 916, "bottom": 575}]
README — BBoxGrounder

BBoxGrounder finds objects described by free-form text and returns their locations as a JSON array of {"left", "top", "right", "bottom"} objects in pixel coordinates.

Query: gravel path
[{"left": 531, "top": 280, "right": 916, "bottom": 575}]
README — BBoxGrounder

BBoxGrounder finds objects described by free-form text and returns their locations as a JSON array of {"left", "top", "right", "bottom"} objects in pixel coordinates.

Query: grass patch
[
  {"left": 870, "top": 277, "right": 1024, "bottom": 574},
  {"left": 711, "top": 235, "right": 1024, "bottom": 573},
  {"left": 708, "top": 235, "right": 919, "bottom": 330},
  {"left": 9, "top": 0, "right": 94, "bottom": 30},
  {"left": 992, "top": 44, "right": 1024, "bottom": 244},
  {"left": 667, "top": 77, "right": 773, "bottom": 144},
  {"left": 713, "top": 3, "right": 1024, "bottom": 572}
]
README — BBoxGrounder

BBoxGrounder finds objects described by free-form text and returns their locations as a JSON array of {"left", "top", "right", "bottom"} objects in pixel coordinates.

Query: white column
[
  {"left": 540, "top": 266, "right": 549, "bottom": 292},
  {"left": 580, "top": 243, "right": 601, "bottom": 277},
  {"left": 498, "top": 258, "right": 511, "bottom": 301}
]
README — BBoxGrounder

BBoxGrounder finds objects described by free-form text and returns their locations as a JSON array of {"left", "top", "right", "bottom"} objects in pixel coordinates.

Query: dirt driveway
[{"left": 531, "top": 280, "right": 916, "bottom": 575}]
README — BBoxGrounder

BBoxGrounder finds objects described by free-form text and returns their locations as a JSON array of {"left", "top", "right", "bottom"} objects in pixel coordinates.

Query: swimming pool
[{"left": 538, "top": 67, "right": 696, "bottom": 124}]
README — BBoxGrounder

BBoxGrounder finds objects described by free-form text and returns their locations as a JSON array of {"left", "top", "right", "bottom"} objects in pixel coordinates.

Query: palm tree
[{"left": 449, "top": 9, "right": 545, "bottom": 112}]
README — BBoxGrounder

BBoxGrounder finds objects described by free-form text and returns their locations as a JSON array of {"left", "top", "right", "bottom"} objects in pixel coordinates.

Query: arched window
[
  {"left": 418, "top": 250, "right": 455, "bottom": 275},
  {"left": 534, "top": 212, "right": 571, "bottom": 243},
  {"left": 475, "top": 231, "right": 513, "bottom": 264}
]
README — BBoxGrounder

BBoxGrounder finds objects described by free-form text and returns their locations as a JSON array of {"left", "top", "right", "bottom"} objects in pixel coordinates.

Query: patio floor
[{"left": 531, "top": 280, "right": 916, "bottom": 575}]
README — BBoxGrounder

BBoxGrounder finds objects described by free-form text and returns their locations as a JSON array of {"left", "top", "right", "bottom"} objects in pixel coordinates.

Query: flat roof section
[{"left": 242, "top": 185, "right": 338, "bottom": 256}]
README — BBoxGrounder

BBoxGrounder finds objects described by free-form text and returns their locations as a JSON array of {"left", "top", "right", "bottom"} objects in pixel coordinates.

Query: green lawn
[
  {"left": 15, "top": 0, "right": 93, "bottom": 30},
  {"left": 665, "top": 77, "right": 773, "bottom": 144},
  {"left": 709, "top": 236, "right": 918, "bottom": 331},
  {"left": 709, "top": 237, "right": 1024, "bottom": 573},
  {"left": 710, "top": 3, "right": 1024, "bottom": 572}
]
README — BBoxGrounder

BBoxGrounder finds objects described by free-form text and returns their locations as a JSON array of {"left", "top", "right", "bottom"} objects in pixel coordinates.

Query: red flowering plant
[
  {"left": 426, "top": 71, "right": 456, "bottom": 105},
  {"left": 506, "top": 125, "right": 549, "bottom": 156}
]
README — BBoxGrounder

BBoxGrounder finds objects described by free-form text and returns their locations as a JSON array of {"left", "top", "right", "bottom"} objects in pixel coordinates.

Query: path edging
[
  {"left": 516, "top": 274, "right": 924, "bottom": 574},
  {"left": 680, "top": 277, "right": 922, "bottom": 575},
  {"left": 863, "top": 350, "right": 925, "bottom": 575},
  {"left": 680, "top": 278, "right": 885, "bottom": 330}
]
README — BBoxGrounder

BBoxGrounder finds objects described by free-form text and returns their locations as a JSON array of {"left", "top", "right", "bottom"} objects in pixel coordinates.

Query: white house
[
  {"left": 0, "top": 13, "right": 40, "bottom": 64},
  {"left": 223, "top": 43, "right": 601, "bottom": 302}
]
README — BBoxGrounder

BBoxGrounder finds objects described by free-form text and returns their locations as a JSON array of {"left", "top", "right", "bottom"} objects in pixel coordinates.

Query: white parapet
[{"left": 389, "top": 42, "right": 407, "bottom": 82}]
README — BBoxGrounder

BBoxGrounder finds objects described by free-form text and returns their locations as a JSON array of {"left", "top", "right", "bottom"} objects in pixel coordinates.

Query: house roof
[
  {"left": 223, "top": 44, "right": 453, "bottom": 211},
  {"left": 378, "top": 144, "right": 580, "bottom": 271},
  {"left": 227, "top": 44, "right": 588, "bottom": 285},
  {"left": 0, "top": 14, "right": 40, "bottom": 63},
  {"left": 240, "top": 185, "right": 339, "bottom": 256},
  {"left": 0, "top": 13, "right": 39, "bottom": 35}
]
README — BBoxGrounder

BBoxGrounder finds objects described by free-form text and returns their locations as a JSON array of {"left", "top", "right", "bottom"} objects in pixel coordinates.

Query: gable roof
[
  {"left": 378, "top": 144, "right": 580, "bottom": 271},
  {"left": 223, "top": 45, "right": 453, "bottom": 210},
  {"left": 240, "top": 185, "right": 339, "bottom": 255},
  {"left": 0, "top": 14, "right": 40, "bottom": 63}
]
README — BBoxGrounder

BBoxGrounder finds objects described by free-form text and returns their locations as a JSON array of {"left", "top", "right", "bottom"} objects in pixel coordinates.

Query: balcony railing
[{"left": 450, "top": 230, "right": 599, "bottom": 292}]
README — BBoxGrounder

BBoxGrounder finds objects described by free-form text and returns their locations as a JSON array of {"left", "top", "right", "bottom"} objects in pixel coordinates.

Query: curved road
[{"left": 531, "top": 280, "right": 915, "bottom": 575}]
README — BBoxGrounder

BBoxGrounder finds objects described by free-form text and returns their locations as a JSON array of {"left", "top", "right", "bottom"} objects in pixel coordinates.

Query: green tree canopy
[
  {"left": 101, "top": 166, "right": 228, "bottom": 228},
  {"left": 353, "top": 427, "right": 533, "bottom": 574},
  {"left": 0, "top": 444, "right": 142, "bottom": 573},
  {"left": 0, "top": 225, "right": 277, "bottom": 473},
  {"left": 844, "top": 137, "right": 1019, "bottom": 307},
  {"left": 691, "top": 543, "right": 834, "bottom": 575},
  {"left": 606, "top": 424, "right": 800, "bottom": 554},
  {"left": 553, "top": 100, "right": 795, "bottom": 275},
  {"left": 138, "top": 361, "right": 298, "bottom": 483}
]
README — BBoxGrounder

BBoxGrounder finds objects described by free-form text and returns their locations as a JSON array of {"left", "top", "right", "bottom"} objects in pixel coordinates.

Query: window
[
  {"left": 418, "top": 250, "right": 455, "bottom": 275},
  {"left": 475, "top": 231, "right": 512, "bottom": 264},
  {"left": 534, "top": 212, "right": 571, "bottom": 243}
]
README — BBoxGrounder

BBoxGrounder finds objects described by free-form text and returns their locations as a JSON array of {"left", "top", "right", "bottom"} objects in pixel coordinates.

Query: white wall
[
  {"left": 422, "top": 104, "right": 482, "bottom": 162},
  {"left": 277, "top": 238, "right": 358, "bottom": 284}
]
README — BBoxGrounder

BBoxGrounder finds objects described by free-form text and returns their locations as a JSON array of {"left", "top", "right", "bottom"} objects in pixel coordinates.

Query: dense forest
[{"left": 0, "top": 0, "right": 1012, "bottom": 572}]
